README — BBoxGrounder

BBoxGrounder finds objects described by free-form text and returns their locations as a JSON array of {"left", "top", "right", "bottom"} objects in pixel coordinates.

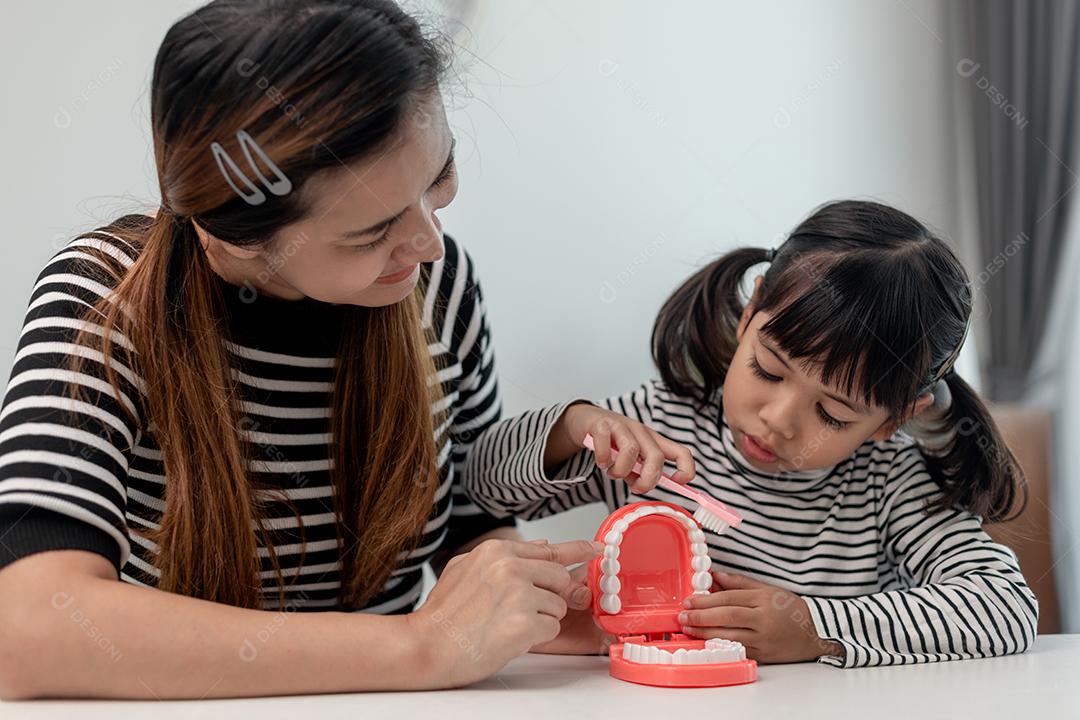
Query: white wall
[{"left": 1, "top": 0, "right": 963, "bottom": 545}]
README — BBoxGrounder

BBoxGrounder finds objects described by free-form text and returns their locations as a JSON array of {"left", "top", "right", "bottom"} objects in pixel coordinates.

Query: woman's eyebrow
[
  {"left": 758, "top": 334, "right": 869, "bottom": 414},
  {"left": 337, "top": 138, "right": 456, "bottom": 240}
]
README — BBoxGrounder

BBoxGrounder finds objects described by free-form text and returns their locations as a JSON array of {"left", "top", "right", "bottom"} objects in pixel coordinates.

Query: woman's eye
[
  {"left": 348, "top": 234, "right": 390, "bottom": 252},
  {"left": 748, "top": 356, "right": 782, "bottom": 382},
  {"left": 432, "top": 162, "right": 456, "bottom": 188},
  {"left": 816, "top": 405, "right": 849, "bottom": 430},
  {"left": 348, "top": 216, "right": 401, "bottom": 251}
]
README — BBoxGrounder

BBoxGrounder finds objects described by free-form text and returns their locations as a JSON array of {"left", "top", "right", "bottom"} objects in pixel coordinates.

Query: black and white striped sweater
[
  {"left": 0, "top": 214, "right": 512, "bottom": 613},
  {"left": 464, "top": 380, "right": 1039, "bottom": 668}
]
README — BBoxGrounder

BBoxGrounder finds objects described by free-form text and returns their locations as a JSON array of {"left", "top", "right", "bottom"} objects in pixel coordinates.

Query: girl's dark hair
[
  {"left": 652, "top": 199, "right": 1026, "bottom": 522},
  {"left": 68, "top": 0, "right": 451, "bottom": 609}
]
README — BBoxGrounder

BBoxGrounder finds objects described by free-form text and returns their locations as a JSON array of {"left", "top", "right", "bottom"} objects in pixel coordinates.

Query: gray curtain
[{"left": 951, "top": 0, "right": 1080, "bottom": 403}]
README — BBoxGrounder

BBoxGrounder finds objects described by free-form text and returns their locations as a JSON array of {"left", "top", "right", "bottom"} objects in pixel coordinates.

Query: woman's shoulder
[
  {"left": 31, "top": 213, "right": 150, "bottom": 309},
  {"left": 420, "top": 233, "right": 486, "bottom": 354}
]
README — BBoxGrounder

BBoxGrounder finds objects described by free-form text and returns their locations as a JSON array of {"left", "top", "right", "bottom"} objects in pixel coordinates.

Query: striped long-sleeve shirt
[
  {"left": 0, "top": 214, "right": 512, "bottom": 612},
  {"left": 464, "top": 379, "right": 1039, "bottom": 667}
]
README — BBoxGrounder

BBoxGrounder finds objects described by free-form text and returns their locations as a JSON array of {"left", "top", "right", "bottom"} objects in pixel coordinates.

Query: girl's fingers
[
  {"left": 680, "top": 605, "right": 757, "bottom": 629},
  {"left": 608, "top": 424, "right": 640, "bottom": 478},
  {"left": 631, "top": 429, "right": 665, "bottom": 492},
  {"left": 659, "top": 436, "right": 696, "bottom": 483},
  {"left": 680, "top": 626, "right": 756, "bottom": 646},
  {"left": 683, "top": 589, "right": 761, "bottom": 609},
  {"left": 592, "top": 422, "right": 612, "bottom": 470}
]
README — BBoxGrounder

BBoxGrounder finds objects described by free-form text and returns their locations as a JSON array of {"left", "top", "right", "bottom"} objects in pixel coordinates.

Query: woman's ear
[
  {"left": 736, "top": 275, "right": 764, "bottom": 342},
  {"left": 194, "top": 221, "right": 261, "bottom": 261}
]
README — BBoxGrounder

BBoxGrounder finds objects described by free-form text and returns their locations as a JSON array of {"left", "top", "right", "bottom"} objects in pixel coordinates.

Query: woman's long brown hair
[{"left": 65, "top": 0, "right": 451, "bottom": 609}]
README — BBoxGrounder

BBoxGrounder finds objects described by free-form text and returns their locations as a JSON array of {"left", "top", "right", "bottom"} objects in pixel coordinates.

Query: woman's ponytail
[
  {"left": 652, "top": 247, "right": 772, "bottom": 406},
  {"left": 917, "top": 370, "right": 1027, "bottom": 523}
]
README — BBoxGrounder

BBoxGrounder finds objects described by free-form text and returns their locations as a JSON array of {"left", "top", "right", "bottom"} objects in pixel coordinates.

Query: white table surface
[{"left": 3, "top": 634, "right": 1078, "bottom": 719}]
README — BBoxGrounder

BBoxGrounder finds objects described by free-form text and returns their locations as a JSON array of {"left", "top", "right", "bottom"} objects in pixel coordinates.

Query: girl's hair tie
[{"left": 765, "top": 247, "right": 777, "bottom": 262}]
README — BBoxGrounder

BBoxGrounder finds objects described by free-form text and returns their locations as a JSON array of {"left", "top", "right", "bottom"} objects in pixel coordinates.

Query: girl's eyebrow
[{"left": 757, "top": 334, "right": 870, "bottom": 414}]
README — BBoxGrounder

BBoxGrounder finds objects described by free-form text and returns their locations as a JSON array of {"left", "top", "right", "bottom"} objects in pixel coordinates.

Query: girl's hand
[
  {"left": 547, "top": 403, "right": 695, "bottom": 493},
  {"left": 407, "top": 538, "right": 602, "bottom": 688},
  {"left": 677, "top": 570, "right": 845, "bottom": 664}
]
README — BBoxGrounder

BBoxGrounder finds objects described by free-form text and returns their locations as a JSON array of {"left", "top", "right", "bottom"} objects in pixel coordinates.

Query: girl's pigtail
[
  {"left": 651, "top": 247, "right": 772, "bottom": 406},
  {"left": 919, "top": 370, "right": 1027, "bottom": 522}
]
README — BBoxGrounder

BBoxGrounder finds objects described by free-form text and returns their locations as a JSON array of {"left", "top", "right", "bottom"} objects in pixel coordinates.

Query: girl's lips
[
  {"left": 375, "top": 264, "right": 418, "bottom": 285},
  {"left": 740, "top": 430, "right": 779, "bottom": 463}
]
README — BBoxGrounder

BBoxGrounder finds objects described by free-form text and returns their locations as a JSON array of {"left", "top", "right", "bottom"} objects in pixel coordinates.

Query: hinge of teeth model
[{"left": 599, "top": 504, "right": 712, "bottom": 615}]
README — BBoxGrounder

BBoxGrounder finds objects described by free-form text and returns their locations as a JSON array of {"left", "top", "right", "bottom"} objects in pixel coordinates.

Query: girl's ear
[
  {"left": 736, "top": 275, "right": 764, "bottom": 342},
  {"left": 869, "top": 391, "right": 936, "bottom": 440}
]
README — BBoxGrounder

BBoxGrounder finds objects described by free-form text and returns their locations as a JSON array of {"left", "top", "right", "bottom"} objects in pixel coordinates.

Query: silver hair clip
[{"left": 211, "top": 129, "right": 292, "bottom": 206}]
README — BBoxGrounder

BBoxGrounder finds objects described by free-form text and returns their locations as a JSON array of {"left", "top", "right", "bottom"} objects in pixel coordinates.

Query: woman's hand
[
  {"left": 407, "top": 538, "right": 601, "bottom": 688},
  {"left": 530, "top": 565, "right": 615, "bottom": 655},
  {"left": 545, "top": 403, "right": 696, "bottom": 493},
  {"left": 677, "top": 570, "right": 845, "bottom": 664}
]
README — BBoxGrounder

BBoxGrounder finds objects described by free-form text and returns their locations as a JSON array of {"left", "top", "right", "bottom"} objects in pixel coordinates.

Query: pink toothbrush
[{"left": 583, "top": 433, "right": 742, "bottom": 535}]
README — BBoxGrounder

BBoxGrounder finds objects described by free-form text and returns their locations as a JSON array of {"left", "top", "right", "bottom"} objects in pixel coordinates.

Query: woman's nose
[{"left": 395, "top": 211, "right": 445, "bottom": 265}]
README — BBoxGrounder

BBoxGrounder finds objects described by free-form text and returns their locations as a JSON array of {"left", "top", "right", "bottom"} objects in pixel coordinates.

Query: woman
[{"left": 0, "top": 0, "right": 689, "bottom": 699}]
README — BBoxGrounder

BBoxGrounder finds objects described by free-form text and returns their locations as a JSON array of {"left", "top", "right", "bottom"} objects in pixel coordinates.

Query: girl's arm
[
  {"left": 801, "top": 441, "right": 1038, "bottom": 668},
  {"left": 463, "top": 380, "right": 690, "bottom": 520}
]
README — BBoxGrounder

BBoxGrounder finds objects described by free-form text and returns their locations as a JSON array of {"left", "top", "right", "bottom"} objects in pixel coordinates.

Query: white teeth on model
[
  {"left": 598, "top": 505, "right": 715, "bottom": 615},
  {"left": 600, "top": 575, "right": 621, "bottom": 594},
  {"left": 621, "top": 640, "right": 747, "bottom": 665}
]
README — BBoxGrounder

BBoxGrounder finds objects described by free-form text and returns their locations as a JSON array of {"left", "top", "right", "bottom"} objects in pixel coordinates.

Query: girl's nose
[{"left": 759, "top": 394, "right": 798, "bottom": 441}]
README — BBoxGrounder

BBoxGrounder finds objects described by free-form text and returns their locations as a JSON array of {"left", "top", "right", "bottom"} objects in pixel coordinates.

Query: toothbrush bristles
[{"left": 693, "top": 507, "right": 730, "bottom": 535}]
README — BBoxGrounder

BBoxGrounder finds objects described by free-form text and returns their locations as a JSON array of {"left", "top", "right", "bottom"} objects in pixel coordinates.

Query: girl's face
[
  {"left": 197, "top": 93, "right": 457, "bottom": 307},
  {"left": 722, "top": 276, "right": 933, "bottom": 473}
]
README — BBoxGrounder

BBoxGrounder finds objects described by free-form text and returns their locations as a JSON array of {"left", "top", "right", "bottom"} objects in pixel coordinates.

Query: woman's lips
[
  {"left": 375, "top": 264, "right": 418, "bottom": 285},
  {"left": 739, "top": 430, "right": 779, "bottom": 463}
]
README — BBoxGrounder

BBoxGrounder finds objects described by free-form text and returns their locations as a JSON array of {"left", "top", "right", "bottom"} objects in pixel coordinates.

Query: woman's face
[
  {"left": 200, "top": 93, "right": 458, "bottom": 307},
  {"left": 721, "top": 276, "right": 933, "bottom": 473}
]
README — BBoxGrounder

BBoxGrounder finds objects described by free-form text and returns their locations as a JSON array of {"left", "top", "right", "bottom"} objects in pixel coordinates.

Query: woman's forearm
[{"left": 1, "top": 552, "right": 431, "bottom": 699}]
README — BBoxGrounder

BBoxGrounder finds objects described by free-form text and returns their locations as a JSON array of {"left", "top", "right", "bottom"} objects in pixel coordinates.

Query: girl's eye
[
  {"left": 749, "top": 355, "right": 850, "bottom": 430},
  {"left": 816, "top": 405, "right": 849, "bottom": 430},
  {"left": 748, "top": 356, "right": 782, "bottom": 382}
]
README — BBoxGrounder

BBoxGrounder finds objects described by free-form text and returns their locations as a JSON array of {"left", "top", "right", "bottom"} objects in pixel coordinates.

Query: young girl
[{"left": 465, "top": 199, "right": 1039, "bottom": 667}]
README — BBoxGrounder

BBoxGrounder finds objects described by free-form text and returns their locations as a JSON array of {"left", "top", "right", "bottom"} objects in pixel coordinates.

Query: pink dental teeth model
[{"left": 582, "top": 435, "right": 756, "bottom": 687}]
